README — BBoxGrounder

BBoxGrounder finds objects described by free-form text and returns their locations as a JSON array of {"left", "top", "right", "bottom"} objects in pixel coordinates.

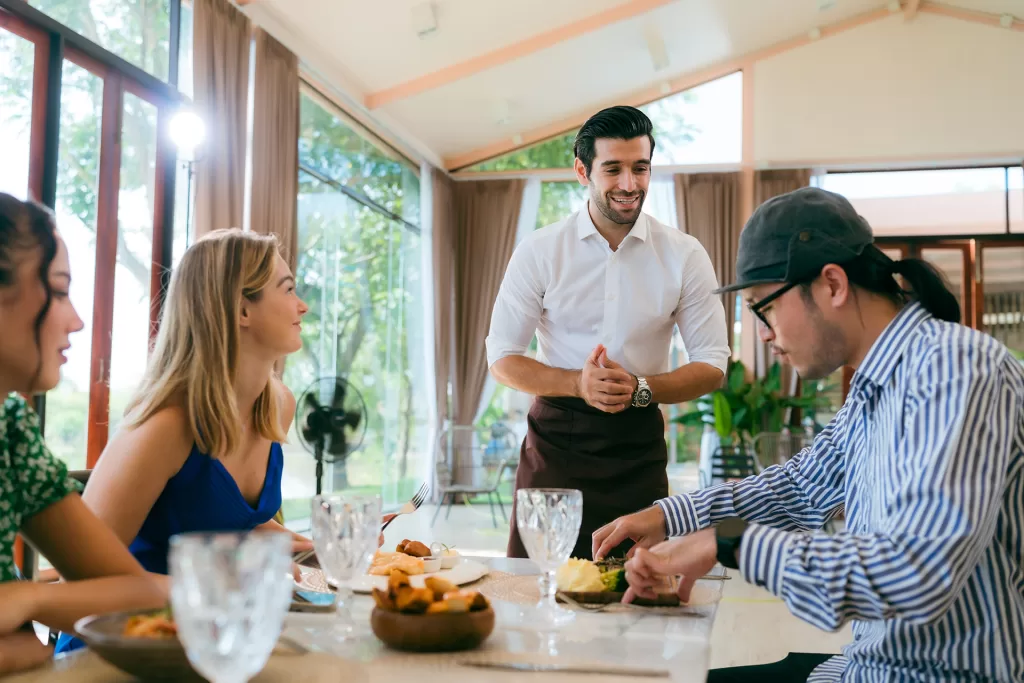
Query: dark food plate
[
  {"left": 74, "top": 610, "right": 204, "bottom": 682},
  {"left": 560, "top": 557, "right": 681, "bottom": 606}
]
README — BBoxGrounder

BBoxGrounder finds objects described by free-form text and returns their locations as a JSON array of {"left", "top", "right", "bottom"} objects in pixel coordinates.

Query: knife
[{"left": 459, "top": 660, "right": 670, "bottom": 678}]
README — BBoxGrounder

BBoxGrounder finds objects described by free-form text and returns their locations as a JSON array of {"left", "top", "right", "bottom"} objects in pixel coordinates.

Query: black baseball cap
[{"left": 714, "top": 187, "right": 880, "bottom": 294}]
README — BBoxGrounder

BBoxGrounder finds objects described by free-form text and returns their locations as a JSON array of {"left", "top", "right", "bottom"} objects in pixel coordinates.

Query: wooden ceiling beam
[
  {"left": 443, "top": 5, "right": 890, "bottom": 170},
  {"left": 364, "top": 0, "right": 677, "bottom": 109}
]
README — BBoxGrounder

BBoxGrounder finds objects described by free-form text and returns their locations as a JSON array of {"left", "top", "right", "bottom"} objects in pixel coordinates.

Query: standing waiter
[{"left": 486, "top": 106, "right": 730, "bottom": 560}]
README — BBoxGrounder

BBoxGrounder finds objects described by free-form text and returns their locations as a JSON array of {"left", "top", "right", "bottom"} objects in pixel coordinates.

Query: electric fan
[{"left": 295, "top": 376, "right": 368, "bottom": 495}]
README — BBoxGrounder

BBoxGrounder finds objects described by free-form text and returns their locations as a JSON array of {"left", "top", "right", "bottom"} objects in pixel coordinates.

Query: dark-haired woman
[
  {"left": 0, "top": 194, "right": 165, "bottom": 675},
  {"left": 594, "top": 187, "right": 1024, "bottom": 683}
]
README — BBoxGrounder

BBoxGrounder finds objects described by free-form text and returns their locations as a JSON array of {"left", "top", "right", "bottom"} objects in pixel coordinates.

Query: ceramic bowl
[
  {"left": 370, "top": 606, "right": 495, "bottom": 653},
  {"left": 74, "top": 611, "right": 203, "bottom": 681}
]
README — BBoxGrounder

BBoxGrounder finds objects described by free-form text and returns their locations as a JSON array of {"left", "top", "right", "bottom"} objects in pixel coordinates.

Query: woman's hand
[
  {"left": 0, "top": 631, "right": 52, "bottom": 676},
  {"left": 379, "top": 514, "right": 397, "bottom": 548},
  {"left": 0, "top": 582, "right": 39, "bottom": 635}
]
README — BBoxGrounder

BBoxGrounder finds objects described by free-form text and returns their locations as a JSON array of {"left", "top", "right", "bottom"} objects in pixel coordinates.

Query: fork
[{"left": 380, "top": 481, "right": 430, "bottom": 531}]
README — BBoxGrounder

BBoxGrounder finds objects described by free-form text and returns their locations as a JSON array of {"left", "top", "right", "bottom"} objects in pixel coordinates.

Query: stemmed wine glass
[
  {"left": 169, "top": 532, "right": 293, "bottom": 683},
  {"left": 310, "top": 493, "right": 382, "bottom": 639},
  {"left": 515, "top": 488, "right": 583, "bottom": 629}
]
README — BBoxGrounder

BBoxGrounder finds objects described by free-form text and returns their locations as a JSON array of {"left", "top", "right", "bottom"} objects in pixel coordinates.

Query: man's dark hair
[
  {"left": 800, "top": 246, "right": 961, "bottom": 324},
  {"left": 573, "top": 106, "right": 655, "bottom": 176}
]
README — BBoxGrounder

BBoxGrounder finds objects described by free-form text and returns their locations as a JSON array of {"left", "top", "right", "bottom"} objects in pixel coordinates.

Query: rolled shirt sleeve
[
  {"left": 673, "top": 244, "right": 730, "bottom": 376},
  {"left": 486, "top": 240, "right": 545, "bottom": 368}
]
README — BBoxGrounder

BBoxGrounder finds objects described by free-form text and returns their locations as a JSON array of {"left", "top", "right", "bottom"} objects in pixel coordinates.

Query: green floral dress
[{"left": 0, "top": 393, "right": 82, "bottom": 582}]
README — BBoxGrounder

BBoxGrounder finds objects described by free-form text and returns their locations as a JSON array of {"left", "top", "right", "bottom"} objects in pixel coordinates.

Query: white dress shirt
[{"left": 486, "top": 203, "right": 730, "bottom": 378}]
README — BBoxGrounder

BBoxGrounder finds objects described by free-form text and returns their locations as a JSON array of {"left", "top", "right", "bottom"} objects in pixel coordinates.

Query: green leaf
[
  {"left": 726, "top": 361, "right": 746, "bottom": 394},
  {"left": 712, "top": 392, "right": 733, "bottom": 439},
  {"left": 764, "top": 362, "right": 782, "bottom": 393}
]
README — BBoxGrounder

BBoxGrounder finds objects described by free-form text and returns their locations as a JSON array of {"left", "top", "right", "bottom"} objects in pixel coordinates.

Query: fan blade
[
  {"left": 302, "top": 391, "right": 322, "bottom": 414},
  {"left": 331, "top": 379, "right": 348, "bottom": 411},
  {"left": 343, "top": 410, "right": 361, "bottom": 430}
]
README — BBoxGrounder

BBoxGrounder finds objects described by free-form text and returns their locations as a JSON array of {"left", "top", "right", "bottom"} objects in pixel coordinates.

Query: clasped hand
[
  {"left": 622, "top": 528, "right": 718, "bottom": 605},
  {"left": 578, "top": 344, "right": 636, "bottom": 413}
]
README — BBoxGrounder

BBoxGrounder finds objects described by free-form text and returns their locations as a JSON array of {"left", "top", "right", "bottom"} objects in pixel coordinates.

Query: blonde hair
[{"left": 123, "top": 228, "right": 286, "bottom": 458}]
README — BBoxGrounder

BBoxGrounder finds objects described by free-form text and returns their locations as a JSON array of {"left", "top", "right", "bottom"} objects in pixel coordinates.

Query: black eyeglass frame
[{"left": 747, "top": 276, "right": 815, "bottom": 330}]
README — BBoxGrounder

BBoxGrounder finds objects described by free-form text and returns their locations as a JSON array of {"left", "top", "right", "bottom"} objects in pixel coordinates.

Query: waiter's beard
[{"left": 592, "top": 186, "right": 645, "bottom": 225}]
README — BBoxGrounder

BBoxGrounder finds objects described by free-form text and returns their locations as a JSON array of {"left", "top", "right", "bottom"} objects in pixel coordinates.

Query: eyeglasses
[{"left": 747, "top": 281, "right": 801, "bottom": 330}]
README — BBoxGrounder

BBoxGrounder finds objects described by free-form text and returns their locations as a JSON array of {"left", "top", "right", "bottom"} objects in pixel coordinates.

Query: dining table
[{"left": 10, "top": 556, "right": 727, "bottom": 683}]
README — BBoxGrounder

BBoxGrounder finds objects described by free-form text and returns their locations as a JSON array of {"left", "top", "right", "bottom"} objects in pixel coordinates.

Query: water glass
[
  {"left": 311, "top": 493, "right": 382, "bottom": 638},
  {"left": 515, "top": 488, "right": 583, "bottom": 628},
  {"left": 169, "top": 532, "right": 293, "bottom": 683}
]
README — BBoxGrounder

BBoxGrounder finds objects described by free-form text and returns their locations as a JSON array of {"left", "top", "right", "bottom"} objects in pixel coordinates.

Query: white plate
[{"left": 332, "top": 559, "right": 490, "bottom": 594}]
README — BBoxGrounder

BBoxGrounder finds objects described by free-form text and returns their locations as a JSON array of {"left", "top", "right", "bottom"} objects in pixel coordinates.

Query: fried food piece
[
  {"left": 425, "top": 601, "right": 451, "bottom": 614},
  {"left": 369, "top": 553, "right": 424, "bottom": 576},
  {"left": 371, "top": 587, "right": 395, "bottom": 610},
  {"left": 444, "top": 589, "right": 489, "bottom": 612},
  {"left": 395, "top": 586, "right": 433, "bottom": 613},
  {"left": 387, "top": 569, "right": 411, "bottom": 595},
  {"left": 396, "top": 540, "right": 409, "bottom": 553},
  {"left": 424, "top": 576, "right": 458, "bottom": 600},
  {"left": 400, "top": 540, "right": 431, "bottom": 558}
]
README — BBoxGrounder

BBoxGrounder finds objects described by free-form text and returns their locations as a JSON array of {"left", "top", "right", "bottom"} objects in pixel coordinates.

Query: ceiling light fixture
[
  {"left": 411, "top": 2, "right": 437, "bottom": 38},
  {"left": 1000, "top": 13, "right": 1014, "bottom": 28},
  {"left": 808, "top": 26, "right": 822, "bottom": 40}
]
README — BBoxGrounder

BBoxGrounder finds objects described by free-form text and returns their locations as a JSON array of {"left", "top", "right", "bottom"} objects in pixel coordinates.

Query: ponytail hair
[
  {"left": 813, "top": 246, "right": 961, "bottom": 323},
  {"left": 888, "top": 257, "right": 961, "bottom": 323}
]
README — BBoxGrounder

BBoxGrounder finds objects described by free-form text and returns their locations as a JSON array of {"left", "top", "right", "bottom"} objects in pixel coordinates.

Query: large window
[
  {"left": 821, "top": 167, "right": 1021, "bottom": 236},
  {"left": 28, "top": 0, "right": 173, "bottom": 80},
  {"left": 466, "top": 71, "right": 743, "bottom": 171},
  {"left": 281, "top": 90, "right": 427, "bottom": 515},
  {"left": 2, "top": 5, "right": 181, "bottom": 468}
]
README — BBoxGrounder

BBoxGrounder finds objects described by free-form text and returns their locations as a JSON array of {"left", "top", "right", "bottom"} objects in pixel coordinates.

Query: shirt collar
[
  {"left": 852, "top": 302, "right": 931, "bottom": 389},
  {"left": 576, "top": 201, "right": 649, "bottom": 243}
]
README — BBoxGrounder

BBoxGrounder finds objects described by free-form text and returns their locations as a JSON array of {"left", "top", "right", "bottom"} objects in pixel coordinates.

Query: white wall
[{"left": 753, "top": 13, "right": 1024, "bottom": 165}]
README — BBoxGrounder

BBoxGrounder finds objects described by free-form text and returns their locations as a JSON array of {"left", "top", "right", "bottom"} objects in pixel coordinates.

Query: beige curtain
[
  {"left": 431, "top": 169, "right": 455, "bottom": 473},
  {"left": 192, "top": 0, "right": 251, "bottom": 238},
  {"left": 674, "top": 172, "right": 742, "bottom": 350},
  {"left": 752, "top": 169, "right": 813, "bottom": 383},
  {"left": 249, "top": 29, "right": 299, "bottom": 272},
  {"left": 451, "top": 179, "right": 525, "bottom": 483}
]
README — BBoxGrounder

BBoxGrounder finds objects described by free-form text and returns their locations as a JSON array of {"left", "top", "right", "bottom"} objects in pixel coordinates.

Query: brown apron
[{"left": 507, "top": 396, "right": 669, "bottom": 560}]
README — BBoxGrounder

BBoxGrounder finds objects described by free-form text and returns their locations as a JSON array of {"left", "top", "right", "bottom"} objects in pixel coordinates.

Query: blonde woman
[
  {"left": 0, "top": 195, "right": 165, "bottom": 674},
  {"left": 75, "top": 229, "right": 309, "bottom": 581}
]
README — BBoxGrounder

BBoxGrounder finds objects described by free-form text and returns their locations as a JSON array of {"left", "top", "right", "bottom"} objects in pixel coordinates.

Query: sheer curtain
[{"left": 474, "top": 178, "right": 541, "bottom": 423}]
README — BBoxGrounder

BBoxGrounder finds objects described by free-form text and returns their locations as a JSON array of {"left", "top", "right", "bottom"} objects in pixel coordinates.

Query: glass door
[
  {"left": 916, "top": 243, "right": 973, "bottom": 326},
  {"left": 0, "top": 10, "right": 48, "bottom": 199},
  {"left": 977, "top": 243, "right": 1024, "bottom": 362}
]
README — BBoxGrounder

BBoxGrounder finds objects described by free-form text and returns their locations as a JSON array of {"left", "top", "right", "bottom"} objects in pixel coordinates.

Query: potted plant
[{"left": 674, "top": 360, "right": 833, "bottom": 485}]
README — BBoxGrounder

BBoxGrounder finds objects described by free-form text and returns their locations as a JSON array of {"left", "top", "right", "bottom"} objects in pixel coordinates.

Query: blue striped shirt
[{"left": 657, "top": 303, "right": 1024, "bottom": 682}]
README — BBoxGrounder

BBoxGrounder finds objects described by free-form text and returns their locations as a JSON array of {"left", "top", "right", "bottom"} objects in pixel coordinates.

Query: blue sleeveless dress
[{"left": 55, "top": 442, "right": 284, "bottom": 653}]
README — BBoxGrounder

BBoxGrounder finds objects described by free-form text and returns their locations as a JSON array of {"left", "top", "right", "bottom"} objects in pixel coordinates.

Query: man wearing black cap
[
  {"left": 593, "top": 187, "right": 1024, "bottom": 682},
  {"left": 487, "top": 106, "right": 730, "bottom": 561}
]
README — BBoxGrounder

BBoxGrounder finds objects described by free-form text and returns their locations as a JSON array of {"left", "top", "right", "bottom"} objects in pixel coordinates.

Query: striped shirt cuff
[
  {"left": 739, "top": 523, "right": 791, "bottom": 596},
  {"left": 655, "top": 495, "right": 700, "bottom": 537}
]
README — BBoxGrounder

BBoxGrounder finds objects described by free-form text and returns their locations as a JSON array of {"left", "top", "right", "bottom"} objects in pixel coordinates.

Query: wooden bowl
[
  {"left": 74, "top": 611, "right": 204, "bottom": 681},
  {"left": 370, "top": 607, "right": 495, "bottom": 652}
]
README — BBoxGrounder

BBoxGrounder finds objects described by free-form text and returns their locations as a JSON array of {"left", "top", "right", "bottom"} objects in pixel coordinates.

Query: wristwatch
[
  {"left": 714, "top": 517, "right": 749, "bottom": 570},
  {"left": 631, "top": 376, "right": 652, "bottom": 408}
]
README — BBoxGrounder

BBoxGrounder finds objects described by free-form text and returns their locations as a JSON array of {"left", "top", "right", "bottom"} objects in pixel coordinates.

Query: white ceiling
[{"left": 240, "top": 0, "right": 1023, "bottom": 167}]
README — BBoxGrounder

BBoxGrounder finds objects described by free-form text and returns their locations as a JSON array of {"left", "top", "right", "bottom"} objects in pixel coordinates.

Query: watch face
[{"left": 637, "top": 388, "right": 653, "bottom": 405}]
